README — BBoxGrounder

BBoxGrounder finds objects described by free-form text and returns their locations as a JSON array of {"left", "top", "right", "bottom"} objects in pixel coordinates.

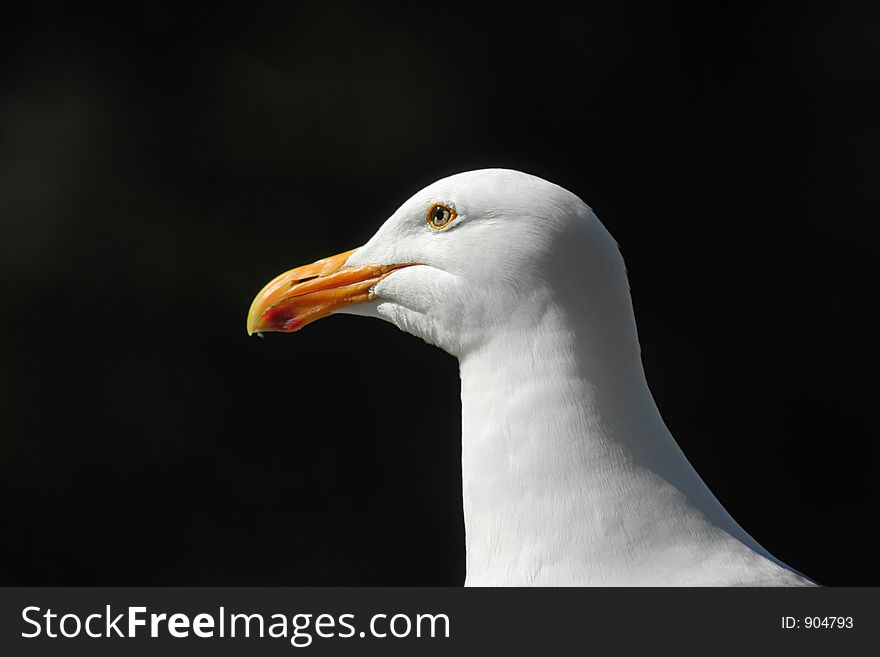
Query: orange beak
[{"left": 246, "top": 248, "right": 411, "bottom": 335}]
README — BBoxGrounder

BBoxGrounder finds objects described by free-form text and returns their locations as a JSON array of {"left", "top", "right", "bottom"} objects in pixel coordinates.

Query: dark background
[{"left": 0, "top": 1, "right": 877, "bottom": 585}]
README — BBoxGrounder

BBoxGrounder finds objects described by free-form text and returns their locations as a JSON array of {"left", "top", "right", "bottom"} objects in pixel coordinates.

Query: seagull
[{"left": 246, "top": 169, "right": 814, "bottom": 586}]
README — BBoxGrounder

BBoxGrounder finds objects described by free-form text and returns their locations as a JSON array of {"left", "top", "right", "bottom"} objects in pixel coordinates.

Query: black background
[{"left": 0, "top": 1, "right": 877, "bottom": 585}]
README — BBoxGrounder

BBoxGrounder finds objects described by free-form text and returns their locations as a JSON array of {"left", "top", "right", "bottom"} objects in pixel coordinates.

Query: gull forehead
[{"left": 399, "top": 168, "right": 592, "bottom": 224}]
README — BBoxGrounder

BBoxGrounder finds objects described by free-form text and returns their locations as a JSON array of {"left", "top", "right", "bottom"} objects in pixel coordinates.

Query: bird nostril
[{"left": 289, "top": 275, "right": 319, "bottom": 288}]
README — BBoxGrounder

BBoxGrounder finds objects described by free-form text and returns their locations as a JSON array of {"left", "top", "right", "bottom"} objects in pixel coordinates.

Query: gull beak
[{"left": 246, "top": 248, "right": 409, "bottom": 335}]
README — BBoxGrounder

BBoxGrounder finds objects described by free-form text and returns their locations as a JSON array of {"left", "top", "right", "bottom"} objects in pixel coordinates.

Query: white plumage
[{"left": 253, "top": 168, "right": 815, "bottom": 586}]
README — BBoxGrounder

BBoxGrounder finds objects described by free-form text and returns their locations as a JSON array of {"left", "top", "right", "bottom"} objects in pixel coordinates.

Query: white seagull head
[{"left": 247, "top": 168, "right": 636, "bottom": 361}]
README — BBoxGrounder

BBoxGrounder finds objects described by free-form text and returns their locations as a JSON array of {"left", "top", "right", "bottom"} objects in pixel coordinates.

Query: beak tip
[
  {"left": 246, "top": 296, "right": 265, "bottom": 336},
  {"left": 246, "top": 314, "right": 260, "bottom": 336}
]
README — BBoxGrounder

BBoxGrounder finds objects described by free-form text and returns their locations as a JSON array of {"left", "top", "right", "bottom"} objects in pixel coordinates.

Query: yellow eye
[{"left": 426, "top": 203, "right": 456, "bottom": 230}]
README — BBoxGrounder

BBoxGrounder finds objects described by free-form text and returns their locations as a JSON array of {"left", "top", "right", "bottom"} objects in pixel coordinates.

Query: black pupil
[{"left": 433, "top": 207, "right": 448, "bottom": 224}]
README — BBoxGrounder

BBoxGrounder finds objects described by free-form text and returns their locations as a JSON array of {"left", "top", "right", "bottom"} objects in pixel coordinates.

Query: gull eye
[{"left": 427, "top": 203, "right": 456, "bottom": 230}]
